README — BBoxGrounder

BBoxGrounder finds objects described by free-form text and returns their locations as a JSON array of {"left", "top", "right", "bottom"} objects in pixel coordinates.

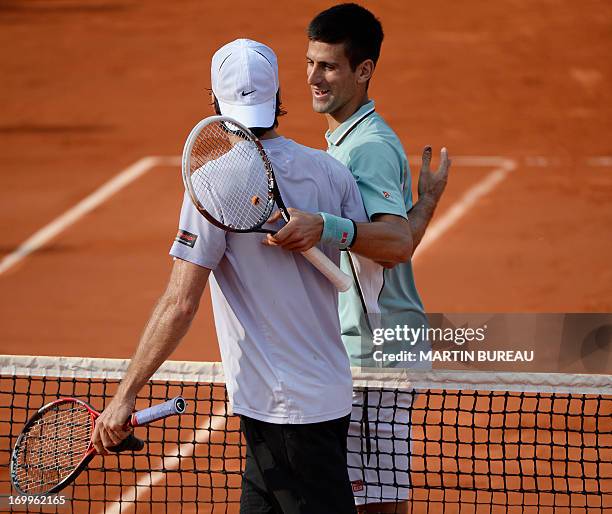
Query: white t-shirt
[{"left": 170, "top": 136, "right": 368, "bottom": 424}]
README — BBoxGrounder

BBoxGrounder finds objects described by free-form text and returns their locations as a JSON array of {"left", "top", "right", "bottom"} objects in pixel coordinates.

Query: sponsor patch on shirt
[
  {"left": 351, "top": 480, "right": 364, "bottom": 492},
  {"left": 382, "top": 191, "right": 391, "bottom": 199},
  {"left": 175, "top": 229, "right": 198, "bottom": 248}
]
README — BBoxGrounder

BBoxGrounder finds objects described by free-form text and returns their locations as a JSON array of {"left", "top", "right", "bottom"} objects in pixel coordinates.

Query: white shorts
[{"left": 347, "top": 388, "right": 415, "bottom": 505}]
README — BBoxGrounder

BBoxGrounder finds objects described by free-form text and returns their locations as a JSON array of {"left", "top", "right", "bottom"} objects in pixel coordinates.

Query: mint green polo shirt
[{"left": 326, "top": 100, "right": 428, "bottom": 367}]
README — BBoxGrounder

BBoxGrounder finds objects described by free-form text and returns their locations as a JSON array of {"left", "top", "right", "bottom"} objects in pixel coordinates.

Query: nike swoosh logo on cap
[{"left": 241, "top": 90, "right": 256, "bottom": 96}]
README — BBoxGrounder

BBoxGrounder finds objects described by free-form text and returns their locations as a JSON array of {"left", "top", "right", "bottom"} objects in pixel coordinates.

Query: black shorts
[{"left": 240, "top": 414, "right": 357, "bottom": 514}]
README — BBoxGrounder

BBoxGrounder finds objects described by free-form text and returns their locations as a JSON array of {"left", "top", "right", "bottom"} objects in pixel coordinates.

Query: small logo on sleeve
[
  {"left": 175, "top": 229, "right": 198, "bottom": 248},
  {"left": 351, "top": 480, "right": 364, "bottom": 492},
  {"left": 340, "top": 231, "right": 349, "bottom": 245},
  {"left": 382, "top": 191, "right": 391, "bottom": 199}
]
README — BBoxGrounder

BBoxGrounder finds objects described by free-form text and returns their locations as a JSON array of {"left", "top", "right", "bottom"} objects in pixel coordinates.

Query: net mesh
[
  {"left": 0, "top": 356, "right": 610, "bottom": 514},
  {"left": 185, "top": 120, "right": 274, "bottom": 232}
]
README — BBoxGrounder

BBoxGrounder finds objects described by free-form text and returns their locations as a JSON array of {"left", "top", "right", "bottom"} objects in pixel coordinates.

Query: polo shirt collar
[{"left": 325, "top": 100, "right": 376, "bottom": 147}]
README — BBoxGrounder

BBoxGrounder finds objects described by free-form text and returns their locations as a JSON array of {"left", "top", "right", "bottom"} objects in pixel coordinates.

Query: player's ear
[{"left": 356, "top": 59, "right": 375, "bottom": 85}]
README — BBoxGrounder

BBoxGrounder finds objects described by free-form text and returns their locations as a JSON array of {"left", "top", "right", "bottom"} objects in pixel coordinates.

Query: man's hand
[
  {"left": 404, "top": 146, "right": 451, "bottom": 254},
  {"left": 91, "top": 395, "right": 136, "bottom": 455},
  {"left": 417, "top": 146, "right": 451, "bottom": 204},
  {"left": 262, "top": 208, "right": 323, "bottom": 252}
]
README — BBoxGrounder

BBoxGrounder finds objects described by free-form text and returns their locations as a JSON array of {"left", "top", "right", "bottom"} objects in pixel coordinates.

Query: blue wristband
[{"left": 318, "top": 212, "right": 355, "bottom": 250}]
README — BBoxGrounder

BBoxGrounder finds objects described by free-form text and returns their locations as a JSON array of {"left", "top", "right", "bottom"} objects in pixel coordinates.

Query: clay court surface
[
  {"left": 1, "top": 0, "right": 611, "bottom": 361},
  {"left": 0, "top": 0, "right": 610, "bottom": 512}
]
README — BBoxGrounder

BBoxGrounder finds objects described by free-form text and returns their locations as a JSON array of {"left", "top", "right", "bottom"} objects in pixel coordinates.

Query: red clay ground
[{"left": 1, "top": 0, "right": 610, "bottom": 360}]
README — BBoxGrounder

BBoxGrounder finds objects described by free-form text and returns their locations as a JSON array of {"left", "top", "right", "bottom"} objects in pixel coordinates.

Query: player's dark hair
[
  {"left": 212, "top": 91, "right": 286, "bottom": 138},
  {"left": 307, "top": 3, "right": 384, "bottom": 70}
]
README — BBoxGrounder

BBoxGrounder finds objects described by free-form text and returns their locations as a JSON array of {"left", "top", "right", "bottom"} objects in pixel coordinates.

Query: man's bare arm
[
  {"left": 264, "top": 210, "right": 412, "bottom": 263},
  {"left": 263, "top": 147, "right": 450, "bottom": 266},
  {"left": 350, "top": 214, "right": 413, "bottom": 265},
  {"left": 91, "top": 258, "right": 210, "bottom": 454}
]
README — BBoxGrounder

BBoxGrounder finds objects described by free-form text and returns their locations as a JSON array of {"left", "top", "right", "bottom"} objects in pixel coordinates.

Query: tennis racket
[
  {"left": 10, "top": 396, "right": 186, "bottom": 495},
  {"left": 181, "top": 115, "right": 354, "bottom": 292}
]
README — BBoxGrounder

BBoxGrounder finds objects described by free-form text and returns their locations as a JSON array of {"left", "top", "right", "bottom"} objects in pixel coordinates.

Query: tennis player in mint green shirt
[
  {"left": 325, "top": 99, "right": 429, "bottom": 367},
  {"left": 265, "top": 4, "right": 451, "bottom": 512}
]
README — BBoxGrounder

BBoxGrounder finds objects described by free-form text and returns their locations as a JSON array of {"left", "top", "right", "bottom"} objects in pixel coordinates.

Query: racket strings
[
  {"left": 13, "top": 403, "right": 92, "bottom": 494},
  {"left": 188, "top": 121, "right": 273, "bottom": 231}
]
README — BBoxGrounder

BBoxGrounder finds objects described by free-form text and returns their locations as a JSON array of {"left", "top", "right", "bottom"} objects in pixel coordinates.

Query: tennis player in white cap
[{"left": 93, "top": 38, "right": 367, "bottom": 514}]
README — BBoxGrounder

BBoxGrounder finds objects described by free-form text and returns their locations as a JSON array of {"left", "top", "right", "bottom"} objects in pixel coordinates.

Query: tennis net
[{"left": 0, "top": 355, "right": 610, "bottom": 513}]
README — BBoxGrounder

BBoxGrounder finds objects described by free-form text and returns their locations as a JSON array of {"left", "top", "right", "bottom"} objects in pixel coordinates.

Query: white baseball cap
[{"left": 211, "top": 39, "right": 279, "bottom": 128}]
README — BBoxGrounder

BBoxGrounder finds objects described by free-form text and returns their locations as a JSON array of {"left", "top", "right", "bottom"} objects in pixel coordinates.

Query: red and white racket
[{"left": 10, "top": 396, "right": 186, "bottom": 495}]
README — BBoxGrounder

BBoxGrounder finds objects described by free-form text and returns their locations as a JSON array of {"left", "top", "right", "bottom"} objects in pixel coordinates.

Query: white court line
[
  {"left": 407, "top": 155, "right": 511, "bottom": 167},
  {"left": 587, "top": 156, "right": 612, "bottom": 166},
  {"left": 0, "top": 154, "right": 560, "bottom": 277},
  {"left": 103, "top": 406, "right": 230, "bottom": 514},
  {"left": 409, "top": 155, "right": 612, "bottom": 167},
  {"left": 155, "top": 156, "right": 181, "bottom": 167},
  {"left": 413, "top": 158, "right": 518, "bottom": 261},
  {"left": 0, "top": 157, "right": 163, "bottom": 276}
]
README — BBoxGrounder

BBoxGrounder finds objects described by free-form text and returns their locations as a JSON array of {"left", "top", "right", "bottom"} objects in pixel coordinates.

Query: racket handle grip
[
  {"left": 108, "top": 433, "right": 144, "bottom": 453},
  {"left": 130, "top": 396, "right": 187, "bottom": 427},
  {"left": 301, "top": 247, "right": 353, "bottom": 292}
]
